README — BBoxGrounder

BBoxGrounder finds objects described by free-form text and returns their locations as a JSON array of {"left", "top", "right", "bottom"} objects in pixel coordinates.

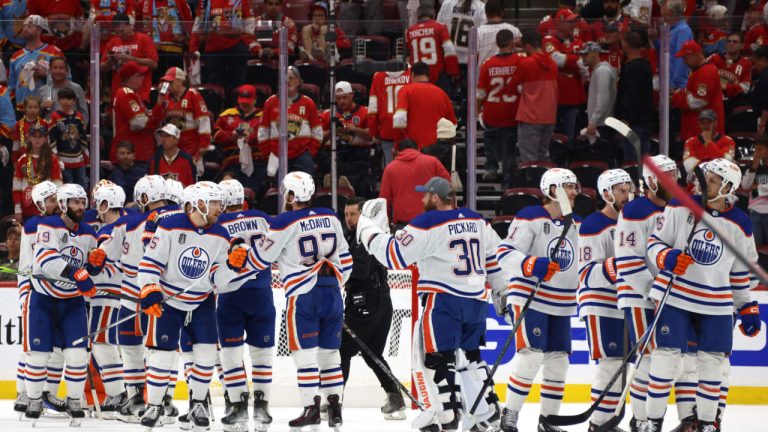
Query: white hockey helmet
[
  {"left": 31, "top": 181, "right": 58, "bottom": 215},
  {"left": 57, "top": 183, "right": 88, "bottom": 213},
  {"left": 540, "top": 168, "right": 578, "bottom": 200},
  {"left": 189, "top": 181, "right": 223, "bottom": 217},
  {"left": 219, "top": 179, "right": 245, "bottom": 208},
  {"left": 93, "top": 184, "right": 126, "bottom": 213},
  {"left": 705, "top": 158, "right": 741, "bottom": 201},
  {"left": 134, "top": 175, "right": 167, "bottom": 209},
  {"left": 597, "top": 169, "right": 634, "bottom": 204},
  {"left": 643, "top": 154, "right": 679, "bottom": 194},
  {"left": 182, "top": 185, "right": 196, "bottom": 210},
  {"left": 282, "top": 171, "right": 315, "bottom": 204},
  {"left": 164, "top": 178, "right": 184, "bottom": 205}
]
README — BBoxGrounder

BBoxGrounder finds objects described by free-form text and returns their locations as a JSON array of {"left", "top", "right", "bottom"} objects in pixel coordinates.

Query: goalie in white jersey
[
  {"left": 229, "top": 171, "right": 352, "bottom": 432},
  {"left": 643, "top": 158, "right": 760, "bottom": 432},
  {"left": 356, "top": 176, "right": 508, "bottom": 432}
]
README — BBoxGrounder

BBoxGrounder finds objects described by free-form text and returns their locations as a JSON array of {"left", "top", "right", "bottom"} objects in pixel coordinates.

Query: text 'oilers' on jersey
[
  {"left": 578, "top": 211, "right": 623, "bottom": 320},
  {"left": 614, "top": 196, "right": 664, "bottom": 310},
  {"left": 246, "top": 207, "right": 351, "bottom": 298},
  {"left": 138, "top": 213, "right": 236, "bottom": 311},
  {"left": 217, "top": 209, "right": 274, "bottom": 292},
  {"left": 646, "top": 196, "right": 758, "bottom": 315},
  {"left": 368, "top": 208, "right": 508, "bottom": 300},
  {"left": 497, "top": 205, "right": 581, "bottom": 317}
]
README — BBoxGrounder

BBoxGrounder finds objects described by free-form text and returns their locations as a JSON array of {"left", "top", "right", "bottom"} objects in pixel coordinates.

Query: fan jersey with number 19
[
  {"left": 406, "top": 19, "right": 460, "bottom": 83},
  {"left": 368, "top": 70, "right": 411, "bottom": 142},
  {"left": 436, "top": 0, "right": 487, "bottom": 64},
  {"left": 367, "top": 208, "right": 508, "bottom": 299}
]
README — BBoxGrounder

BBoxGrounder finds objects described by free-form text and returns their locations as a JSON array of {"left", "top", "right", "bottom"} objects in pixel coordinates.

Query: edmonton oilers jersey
[
  {"left": 577, "top": 211, "right": 623, "bottom": 319},
  {"left": 217, "top": 210, "right": 274, "bottom": 292},
  {"left": 92, "top": 221, "right": 123, "bottom": 307}
]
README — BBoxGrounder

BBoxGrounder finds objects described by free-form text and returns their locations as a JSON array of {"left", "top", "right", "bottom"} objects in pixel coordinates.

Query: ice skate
[
  {"left": 646, "top": 418, "right": 664, "bottom": 432},
  {"left": 188, "top": 399, "right": 211, "bottom": 432},
  {"left": 222, "top": 392, "right": 249, "bottom": 432},
  {"left": 671, "top": 415, "right": 697, "bottom": 432},
  {"left": 178, "top": 413, "right": 191, "bottom": 430},
  {"left": 590, "top": 422, "right": 628, "bottom": 432},
  {"left": 101, "top": 392, "right": 128, "bottom": 419},
  {"left": 499, "top": 408, "right": 519, "bottom": 432},
  {"left": 288, "top": 395, "right": 321, "bottom": 432},
  {"left": 117, "top": 388, "right": 146, "bottom": 423},
  {"left": 161, "top": 394, "right": 179, "bottom": 424},
  {"left": 42, "top": 390, "right": 67, "bottom": 415},
  {"left": 66, "top": 397, "right": 85, "bottom": 427},
  {"left": 629, "top": 418, "right": 645, "bottom": 432},
  {"left": 140, "top": 404, "right": 164, "bottom": 431},
  {"left": 327, "top": 394, "right": 343, "bottom": 431},
  {"left": 14, "top": 391, "right": 28, "bottom": 420},
  {"left": 25, "top": 398, "right": 43, "bottom": 426},
  {"left": 381, "top": 391, "right": 406, "bottom": 420},
  {"left": 253, "top": 390, "right": 273, "bottom": 431},
  {"left": 698, "top": 421, "right": 717, "bottom": 432}
]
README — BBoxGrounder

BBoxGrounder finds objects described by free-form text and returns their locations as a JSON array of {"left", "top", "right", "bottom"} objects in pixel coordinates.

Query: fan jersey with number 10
[
  {"left": 217, "top": 210, "right": 274, "bottom": 293},
  {"left": 436, "top": 0, "right": 487, "bottom": 64},
  {"left": 368, "top": 70, "right": 411, "bottom": 142},
  {"left": 406, "top": 19, "right": 459, "bottom": 83}
]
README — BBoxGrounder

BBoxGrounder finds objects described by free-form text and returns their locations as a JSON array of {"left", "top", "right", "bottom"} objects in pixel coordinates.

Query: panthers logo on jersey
[
  {"left": 689, "top": 228, "right": 723, "bottom": 266},
  {"left": 60, "top": 246, "right": 84, "bottom": 268},
  {"left": 547, "top": 237, "right": 575, "bottom": 271},
  {"left": 178, "top": 246, "right": 211, "bottom": 279}
]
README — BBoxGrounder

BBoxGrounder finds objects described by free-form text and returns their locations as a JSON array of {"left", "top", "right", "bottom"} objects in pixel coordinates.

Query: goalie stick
[{"left": 468, "top": 185, "right": 574, "bottom": 418}]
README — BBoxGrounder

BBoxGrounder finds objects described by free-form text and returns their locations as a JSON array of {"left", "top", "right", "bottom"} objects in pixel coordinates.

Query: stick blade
[
  {"left": 555, "top": 186, "right": 573, "bottom": 217},
  {"left": 604, "top": 117, "right": 631, "bottom": 137}
]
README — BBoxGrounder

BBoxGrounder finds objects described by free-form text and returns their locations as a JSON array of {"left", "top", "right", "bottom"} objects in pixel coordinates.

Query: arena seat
[
  {"left": 621, "top": 161, "right": 640, "bottom": 189},
  {"left": 491, "top": 215, "right": 516, "bottom": 239},
  {"left": 247, "top": 60, "right": 278, "bottom": 91},
  {"left": 283, "top": 0, "right": 313, "bottom": 22},
  {"left": 294, "top": 60, "right": 327, "bottom": 90},
  {"left": 300, "top": 83, "right": 321, "bottom": 104},
  {"left": 730, "top": 131, "right": 756, "bottom": 159},
  {"left": 313, "top": 187, "right": 354, "bottom": 216},
  {"left": 198, "top": 84, "right": 226, "bottom": 119},
  {"left": 727, "top": 105, "right": 757, "bottom": 133},
  {"left": 574, "top": 187, "right": 598, "bottom": 219},
  {"left": 351, "top": 83, "right": 368, "bottom": 106},
  {"left": 510, "top": 160, "right": 556, "bottom": 188},
  {"left": 499, "top": 188, "right": 544, "bottom": 216},
  {"left": 354, "top": 35, "right": 391, "bottom": 61},
  {"left": 569, "top": 160, "right": 610, "bottom": 191},
  {"left": 261, "top": 188, "right": 280, "bottom": 216},
  {"left": 254, "top": 84, "right": 272, "bottom": 107}
]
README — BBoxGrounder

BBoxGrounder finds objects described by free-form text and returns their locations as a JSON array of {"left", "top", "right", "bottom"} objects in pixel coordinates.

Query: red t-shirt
[
  {"left": 406, "top": 19, "right": 459, "bottom": 83},
  {"left": 513, "top": 52, "right": 558, "bottom": 125},
  {"left": 149, "top": 150, "right": 196, "bottom": 186},
  {"left": 151, "top": 88, "right": 211, "bottom": 158},
  {"left": 102, "top": 32, "right": 158, "bottom": 102},
  {"left": 320, "top": 104, "right": 369, "bottom": 147},
  {"left": 112, "top": 86, "right": 155, "bottom": 163},
  {"left": 683, "top": 134, "right": 736, "bottom": 163},
  {"left": 28, "top": 0, "right": 85, "bottom": 52},
  {"left": 258, "top": 94, "right": 322, "bottom": 159},
  {"left": 670, "top": 62, "right": 724, "bottom": 140},
  {"left": 543, "top": 35, "right": 586, "bottom": 106},
  {"left": 368, "top": 70, "right": 411, "bottom": 141},
  {"left": 394, "top": 82, "right": 457, "bottom": 149},
  {"left": 477, "top": 52, "right": 524, "bottom": 128},
  {"left": 707, "top": 53, "right": 753, "bottom": 99}
]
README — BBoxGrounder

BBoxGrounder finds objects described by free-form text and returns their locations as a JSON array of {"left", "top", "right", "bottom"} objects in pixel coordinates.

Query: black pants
[
  {"left": 203, "top": 41, "right": 249, "bottom": 94},
  {"left": 339, "top": 293, "right": 397, "bottom": 394}
]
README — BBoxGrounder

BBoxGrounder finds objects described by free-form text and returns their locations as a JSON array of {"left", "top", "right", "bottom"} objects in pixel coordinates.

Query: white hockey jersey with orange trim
[{"left": 577, "top": 211, "right": 623, "bottom": 319}]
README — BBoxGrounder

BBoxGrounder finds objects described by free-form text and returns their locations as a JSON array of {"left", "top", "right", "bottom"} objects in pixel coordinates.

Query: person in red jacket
[
  {"left": 405, "top": 4, "right": 459, "bottom": 96},
  {"left": 708, "top": 32, "right": 752, "bottom": 106},
  {"left": 392, "top": 62, "right": 457, "bottom": 150},
  {"left": 111, "top": 61, "right": 156, "bottom": 164},
  {"left": 258, "top": 66, "right": 322, "bottom": 176},
  {"left": 368, "top": 67, "right": 411, "bottom": 166},
  {"left": 213, "top": 84, "right": 264, "bottom": 190},
  {"left": 100, "top": 13, "right": 158, "bottom": 102},
  {"left": 671, "top": 40, "right": 724, "bottom": 141},
  {"left": 542, "top": 8, "right": 587, "bottom": 147},
  {"left": 682, "top": 109, "right": 736, "bottom": 175},
  {"left": 378, "top": 139, "right": 450, "bottom": 225}
]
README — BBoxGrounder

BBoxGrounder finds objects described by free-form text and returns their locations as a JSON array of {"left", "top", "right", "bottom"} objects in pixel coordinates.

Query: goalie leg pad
[
  {"left": 505, "top": 348, "right": 543, "bottom": 411},
  {"left": 674, "top": 353, "right": 697, "bottom": 420},
  {"left": 250, "top": 346, "right": 274, "bottom": 400},
  {"left": 425, "top": 351, "right": 460, "bottom": 425},
  {"left": 646, "top": 347, "right": 683, "bottom": 420},
  {"left": 63, "top": 348, "right": 87, "bottom": 400},
  {"left": 591, "top": 358, "right": 624, "bottom": 425},
  {"left": 318, "top": 348, "right": 343, "bottom": 399},
  {"left": 412, "top": 318, "right": 442, "bottom": 429},
  {"left": 541, "top": 351, "right": 568, "bottom": 417},
  {"left": 24, "top": 351, "right": 52, "bottom": 399},
  {"left": 292, "top": 347, "right": 320, "bottom": 407},
  {"left": 695, "top": 351, "right": 726, "bottom": 423},
  {"left": 220, "top": 345, "right": 248, "bottom": 399},
  {"left": 92, "top": 343, "right": 125, "bottom": 396},
  {"left": 146, "top": 349, "right": 176, "bottom": 405}
]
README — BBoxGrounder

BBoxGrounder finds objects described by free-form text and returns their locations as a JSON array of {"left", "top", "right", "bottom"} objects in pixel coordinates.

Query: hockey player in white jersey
[
  {"left": 137, "top": 181, "right": 238, "bottom": 431},
  {"left": 436, "top": 0, "right": 487, "bottom": 64},
  {"left": 644, "top": 158, "right": 760, "bottom": 432},
  {"left": 577, "top": 169, "right": 634, "bottom": 432},
  {"left": 496, "top": 168, "right": 580, "bottom": 432},
  {"left": 355, "top": 176, "right": 508, "bottom": 432},
  {"left": 25, "top": 184, "right": 105, "bottom": 426},
  {"left": 614, "top": 155, "right": 678, "bottom": 432},
  {"left": 228, "top": 171, "right": 351, "bottom": 432},
  {"left": 216, "top": 179, "right": 276, "bottom": 432}
]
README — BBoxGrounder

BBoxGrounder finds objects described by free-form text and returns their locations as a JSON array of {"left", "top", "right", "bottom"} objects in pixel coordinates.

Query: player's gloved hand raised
[
  {"left": 141, "top": 211, "right": 160, "bottom": 247},
  {"left": 603, "top": 257, "right": 618, "bottom": 284},
  {"left": 657, "top": 248, "right": 694, "bottom": 275},
  {"left": 738, "top": 301, "right": 761, "bottom": 337},
  {"left": 70, "top": 268, "right": 96, "bottom": 297},
  {"left": 227, "top": 238, "right": 248, "bottom": 271},
  {"left": 86, "top": 247, "right": 107, "bottom": 275},
  {"left": 522, "top": 256, "right": 560, "bottom": 282},
  {"left": 140, "top": 284, "right": 164, "bottom": 318}
]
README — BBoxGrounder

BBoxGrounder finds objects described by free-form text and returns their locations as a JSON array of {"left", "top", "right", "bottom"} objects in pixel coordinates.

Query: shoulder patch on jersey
[{"left": 579, "top": 211, "right": 616, "bottom": 235}]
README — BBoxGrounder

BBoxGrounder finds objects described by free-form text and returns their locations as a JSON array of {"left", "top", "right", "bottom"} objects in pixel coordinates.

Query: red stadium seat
[
  {"left": 491, "top": 215, "right": 516, "bottom": 239},
  {"left": 574, "top": 187, "right": 598, "bottom": 219},
  {"left": 727, "top": 105, "right": 757, "bottom": 134},
  {"left": 253, "top": 84, "right": 272, "bottom": 108},
  {"left": 350, "top": 83, "right": 368, "bottom": 105},
  {"left": 283, "top": 0, "right": 313, "bottom": 22},
  {"left": 569, "top": 160, "right": 610, "bottom": 191},
  {"left": 499, "top": 188, "right": 544, "bottom": 216},
  {"left": 300, "top": 83, "right": 321, "bottom": 104}
]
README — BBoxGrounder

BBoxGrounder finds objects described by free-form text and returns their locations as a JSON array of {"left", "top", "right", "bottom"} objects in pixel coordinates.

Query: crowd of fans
[{"left": 0, "top": 0, "right": 767, "bottom": 260}]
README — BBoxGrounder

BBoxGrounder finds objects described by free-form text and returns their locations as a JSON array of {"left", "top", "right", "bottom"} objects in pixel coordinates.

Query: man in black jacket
[
  {"left": 339, "top": 197, "right": 406, "bottom": 420},
  {"left": 616, "top": 30, "right": 656, "bottom": 162}
]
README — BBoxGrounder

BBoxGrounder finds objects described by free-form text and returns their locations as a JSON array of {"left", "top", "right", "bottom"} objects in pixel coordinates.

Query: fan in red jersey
[
  {"left": 405, "top": 4, "right": 459, "bottom": 96},
  {"left": 100, "top": 13, "right": 158, "bottom": 102},
  {"left": 708, "top": 31, "right": 753, "bottom": 110},
  {"left": 368, "top": 66, "right": 411, "bottom": 166}
]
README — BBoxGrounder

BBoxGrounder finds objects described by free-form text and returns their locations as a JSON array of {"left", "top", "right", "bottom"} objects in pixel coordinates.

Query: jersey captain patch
[
  {"left": 547, "top": 236, "right": 575, "bottom": 271},
  {"left": 178, "top": 246, "right": 211, "bottom": 279},
  {"left": 689, "top": 228, "right": 723, "bottom": 266}
]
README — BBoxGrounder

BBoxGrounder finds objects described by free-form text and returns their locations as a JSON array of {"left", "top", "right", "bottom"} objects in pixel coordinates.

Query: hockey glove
[
  {"left": 738, "top": 301, "right": 761, "bottom": 337},
  {"left": 70, "top": 268, "right": 96, "bottom": 297},
  {"left": 140, "top": 284, "right": 164, "bottom": 318},
  {"left": 227, "top": 238, "right": 248, "bottom": 271},
  {"left": 657, "top": 248, "right": 694, "bottom": 275},
  {"left": 603, "top": 257, "right": 618, "bottom": 284},
  {"left": 522, "top": 256, "right": 560, "bottom": 282},
  {"left": 141, "top": 211, "right": 160, "bottom": 247},
  {"left": 86, "top": 247, "right": 107, "bottom": 275},
  {"left": 491, "top": 291, "right": 508, "bottom": 320}
]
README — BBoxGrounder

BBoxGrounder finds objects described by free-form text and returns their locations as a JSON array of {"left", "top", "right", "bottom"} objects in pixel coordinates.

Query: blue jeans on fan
[
  {"left": 483, "top": 126, "right": 517, "bottom": 188},
  {"left": 556, "top": 105, "right": 580, "bottom": 147},
  {"left": 750, "top": 210, "right": 768, "bottom": 246},
  {"left": 63, "top": 166, "right": 88, "bottom": 189}
]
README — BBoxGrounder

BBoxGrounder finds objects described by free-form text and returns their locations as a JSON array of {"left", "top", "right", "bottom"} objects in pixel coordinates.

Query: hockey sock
[
  {"left": 541, "top": 351, "right": 568, "bottom": 417},
  {"left": 25, "top": 351, "right": 51, "bottom": 399},
  {"left": 45, "top": 348, "right": 64, "bottom": 395},
  {"left": 221, "top": 345, "right": 248, "bottom": 399},
  {"left": 92, "top": 344, "right": 125, "bottom": 396},
  {"left": 17, "top": 360, "right": 26, "bottom": 393},
  {"left": 591, "top": 358, "right": 623, "bottom": 425},
  {"left": 646, "top": 348, "right": 682, "bottom": 420},
  {"left": 292, "top": 347, "right": 320, "bottom": 407},
  {"left": 674, "top": 353, "right": 697, "bottom": 420},
  {"left": 216, "top": 362, "right": 225, "bottom": 387},
  {"left": 250, "top": 346, "right": 274, "bottom": 400},
  {"left": 181, "top": 350, "right": 194, "bottom": 386},
  {"left": 629, "top": 354, "right": 651, "bottom": 421},
  {"left": 63, "top": 348, "right": 88, "bottom": 400},
  {"left": 189, "top": 343, "right": 217, "bottom": 401},
  {"left": 146, "top": 349, "right": 176, "bottom": 405},
  {"left": 719, "top": 358, "right": 730, "bottom": 419},
  {"left": 120, "top": 345, "right": 146, "bottom": 392},
  {"left": 505, "top": 348, "right": 544, "bottom": 412},
  {"left": 696, "top": 351, "right": 725, "bottom": 423},
  {"left": 318, "top": 348, "right": 344, "bottom": 400},
  {"left": 425, "top": 351, "right": 460, "bottom": 425}
]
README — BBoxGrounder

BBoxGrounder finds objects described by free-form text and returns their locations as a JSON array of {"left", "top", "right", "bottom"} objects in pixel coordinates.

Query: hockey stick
[
  {"left": 548, "top": 166, "right": 707, "bottom": 427},
  {"left": 86, "top": 359, "right": 103, "bottom": 420},
  {"left": 468, "top": 186, "right": 574, "bottom": 417},
  {"left": 342, "top": 322, "right": 424, "bottom": 410},
  {"left": 604, "top": 117, "right": 643, "bottom": 192}
]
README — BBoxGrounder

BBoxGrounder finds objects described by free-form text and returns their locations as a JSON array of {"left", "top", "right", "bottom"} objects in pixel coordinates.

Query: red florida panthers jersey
[
  {"left": 707, "top": 53, "right": 752, "bottom": 99},
  {"left": 477, "top": 52, "right": 524, "bottom": 128},
  {"left": 406, "top": 19, "right": 459, "bottom": 83},
  {"left": 368, "top": 70, "right": 411, "bottom": 141}
]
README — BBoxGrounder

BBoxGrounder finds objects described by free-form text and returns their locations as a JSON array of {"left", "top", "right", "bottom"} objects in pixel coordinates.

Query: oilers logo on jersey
[
  {"left": 689, "top": 229, "right": 723, "bottom": 266},
  {"left": 178, "top": 246, "right": 210, "bottom": 279},
  {"left": 547, "top": 237, "right": 575, "bottom": 271},
  {"left": 61, "top": 246, "right": 84, "bottom": 268}
]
